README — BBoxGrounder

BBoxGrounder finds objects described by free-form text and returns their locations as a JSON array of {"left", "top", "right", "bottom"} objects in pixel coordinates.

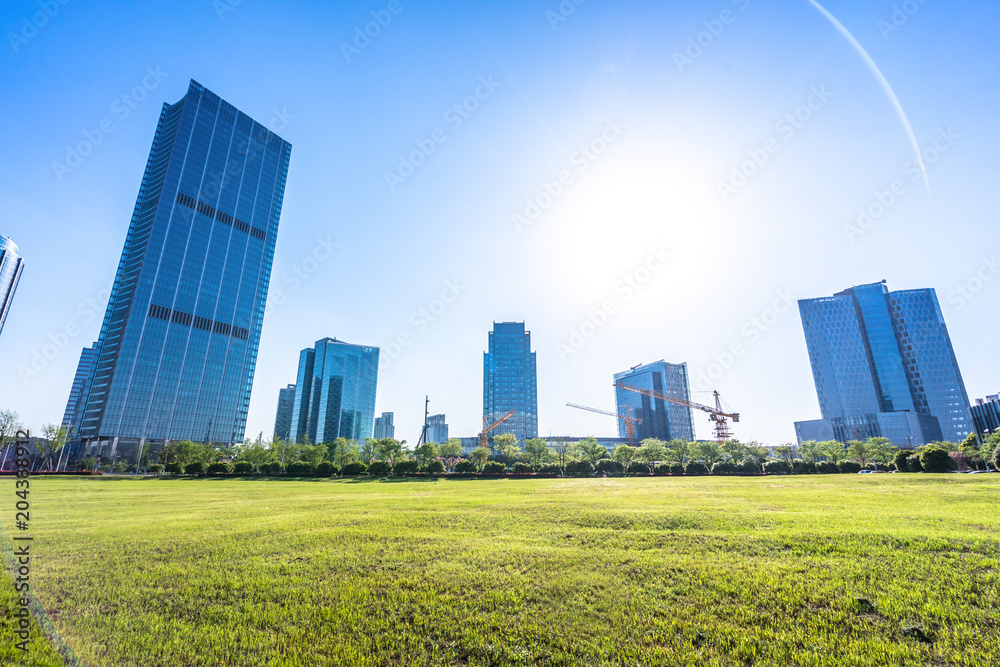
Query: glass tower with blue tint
[
  {"left": 483, "top": 322, "right": 538, "bottom": 441},
  {"left": 795, "top": 281, "right": 972, "bottom": 445},
  {"left": 614, "top": 360, "right": 695, "bottom": 442},
  {"left": 62, "top": 343, "right": 98, "bottom": 432},
  {"left": 77, "top": 80, "right": 291, "bottom": 461},
  {"left": 273, "top": 384, "right": 296, "bottom": 441},
  {"left": 0, "top": 236, "right": 25, "bottom": 337},
  {"left": 289, "top": 338, "right": 379, "bottom": 444}
]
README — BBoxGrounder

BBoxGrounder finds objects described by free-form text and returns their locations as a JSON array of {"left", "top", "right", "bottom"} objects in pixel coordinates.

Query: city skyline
[{"left": 1, "top": 1, "right": 998, "bottom": 446}]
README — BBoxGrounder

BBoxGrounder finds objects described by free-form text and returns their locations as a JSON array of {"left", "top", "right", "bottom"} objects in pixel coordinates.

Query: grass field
[{"left": 1, "top": 474, "right": 998, "bottom": 666}]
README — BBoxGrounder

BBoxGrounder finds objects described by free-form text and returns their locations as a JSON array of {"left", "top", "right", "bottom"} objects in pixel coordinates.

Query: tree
[
  {"left": 772, "top": 444, "right": 795, "bottom": 464},
  {"left": 613, "top": 445, "right": 637, "bottom": 471},
  {"left": 414, "top": 441, "right": 440, "bottom": 468},
  {"left": 361, "top": 438, "right": 378, "bottom": 465},
  {"left": 493, "top": 433, "right": 521, "bottom": 461},
  {"left": 374, "top": 438, "right": 406, "bottom": 466},
  {"left": 984, "top": 433, "right": 1000, "bottom": 471},
  {"left": 325, "top": 437, "right": 348, "bottom": 464},
  {"left": 335, "top": 440, "right": 361, "bottom": 469},
  {"left": 819, "top": 440, "right": 846, "bottom": 464},
  {"left": 523, "top": 438, "right": 549, "bottom": 467},
  {"left": 439, "top": 438, "right": 464, "bottom": 460},
  {"left": 662, "top": 439, "right": 689, "bottom": 464},
  {"left": 744, "top": 442, "right": 770, "bottom": 467},
  {"left": 576, "top": 437, "right": 607, "bottom": 465},
  {"left": 548, "top": 440, "right": 574, "bottom": 471},
  {"left": 868, "top": 437, "right": 898, "bottom": 467},
  {"left": 235, "top": 437, "right": 275, "bottom": 470},
  {"left": 636, "top": 438, "right": 667, "bottom": 466},
  {"left": 0, "top": 410, "right": 24, "bottom": 467},
  {"left": 846, "top": 439, "right": 875, "bottom": 468},
  {"left": 300, "top": 443, "right": 327, "bottom": 468},
  {"left": 173, "top": 440, "right": 209, "bottom": 468},
  {"left": 469, "top": 447, "right": 489, "bottom": 472},
  {"left": 798, "top": 440, "right": 823, "bottom": 463},
  {"left": 721, "top": 439, "right": 750, "bottom": 464},
  {"left": 920, "top": 446, "right": 957, "bottom": 473},
  {"left": 39, "top": 424, "right": 71, "bottom": 471},
  {"left": 690, "top": 441, "right": 723, "bottom": 467}
]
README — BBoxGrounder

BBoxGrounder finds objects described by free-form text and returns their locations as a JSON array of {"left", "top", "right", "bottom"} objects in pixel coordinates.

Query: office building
[
  {"left": 76, "top": 80, "right": 291, "bottom": 464},
  {"left": 970, "top": 393, "right": 1000, "bottom": 443},
  {"left": 290, "top": 338, "right": 379, "bottom": 444},
  {"left": 273, "top": 384, "right": 296, "bottom": 441},
  {"left": 614, "top": 361, "right": 696, "bottom": 442},
  {"left": 794, "top": 281, "right": 972, "bottom": 446},
  {"left": 426, "top": 414, "right": 448, "bottom": 444},
  {"left": 62, "top": 343, "right": 98, "bottom": 432},
  {"left": 0, "top": 236, "right": 24, "bottom": 336},
  {"left": 483, "top": 321, "right": 538, "bottom": 441},
  {"left": 373, "top": 412, "right": 394, "bottom": 439}
]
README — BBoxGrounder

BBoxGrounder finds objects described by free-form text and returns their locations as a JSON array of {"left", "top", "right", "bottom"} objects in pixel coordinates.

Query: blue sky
[{"left": 1, "top": 0, "right": 998, "bottom": 445}]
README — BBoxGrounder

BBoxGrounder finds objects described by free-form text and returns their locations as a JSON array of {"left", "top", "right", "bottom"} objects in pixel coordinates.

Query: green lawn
[{"left": 1, "top": 474, "right": 998, "bottom": 666}]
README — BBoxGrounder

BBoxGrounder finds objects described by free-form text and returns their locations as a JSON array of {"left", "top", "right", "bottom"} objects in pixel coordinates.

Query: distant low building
[
  {"left": 426, "top": 414, "right": 448, "bottom": 444},
  {"left": 970, "top": 394, "right": 1000, "bottom": 444}
]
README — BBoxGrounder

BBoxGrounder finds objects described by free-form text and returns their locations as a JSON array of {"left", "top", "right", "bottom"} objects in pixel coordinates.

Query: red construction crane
[
  {"left": 614, "top": 381, "right": 739, "bottom": 446},
  {"left": 479, "top": 410, "right": 515, "bottom": 449},
  {"left": 566, "top": 403, "right": 641, "bottom": 448}
]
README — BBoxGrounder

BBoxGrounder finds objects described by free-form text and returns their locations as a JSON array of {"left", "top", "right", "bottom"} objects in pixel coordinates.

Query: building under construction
[{"left": 613, "top": 361, "right": 696, "bottom": 442}]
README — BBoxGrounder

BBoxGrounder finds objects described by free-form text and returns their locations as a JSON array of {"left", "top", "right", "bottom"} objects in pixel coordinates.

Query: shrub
[
  {"left": 286, "top": 460, "right": 314, "bottom": 475},
  {"left": 164, "top": 462, "right": 182, "bottom": 475},
  {"left": 537, "top": 464, "right": 562, "bottom": 475},
  {"left": 482, "top": 461, "right": 508, "bottom": 475},
  {"left": 627, "top": 462, "right": 651, "bottom": 475},
  {"left": 207, "top": 461, "right": 232, "bottom": 475},
  {"left": 565, "top": 460, "right": 594, "bottom": 477},
  {"left": 595, "top": 459, "right": 622, "bottom": 475},
  {"left": 184, "top": 461, "right": 205, "bottom": 475},
  {"left": 233, "top": 461, "right": 255, "bottom": 475},
  {"left": 993, "top": 447, "right": 1000, "bottom": 470},
  {"left": 368, "top": 461, "right": 392, "bottom": 477},
  {"left": 454, "top": 460, "right": 478, "bottom": 474},
  {"left": 393, "top": 460, "right": 419, "bottom": 476},
  {"left": 262, "top": 461, "right": 285, "bottom": 475},
  {"left": 669, "top": 463, "right": 685, "bottom": 475},
  {"left": 736, "top": 461, "right": 761, "bottom": 475},
  {"left": 112, "top": 462, "right": 130, "bottom": 473},
  {"left": 764, "top": 460, "right": 792, "bottom": 475},
  {"left": 920, "top": 447, "right": 957, "bottom": 473},
  {"left": 894, "top": 450, "right": 914, "bottom": 473},
  {"left": 685, "top": 462, "right": 709, "bottom": 476},
  {"left": 512, "top": 462, "right": 534, "bottom": 474},
  {"left": 341, "top": 461, "right": 368, "bottom": 476},
  {"left": 907, "top": 455, "right": 924, "bottom": 473},
  {"left": 712, "top": 461, "right": 738, "bottom": 476},
  {"left": 423, "top": 460, "right": 446, "bottom": 474},
  {"left": 816, "top": 461, "right": 839, "bottom": 474},
  {"left": 147, "top": 464, "right": 164, "bottom": 475},
  {"left": 838, "top": 461, "right": 862, "bottom": 474},
  {"left": 653, "top": 463, "right": 673, "bottom": 476},
  {"left": 792, "top": 460, "right": 816, "bottom": 475},
  {"left": 315, "top": 461, "right": 338, "bottom": 477}
]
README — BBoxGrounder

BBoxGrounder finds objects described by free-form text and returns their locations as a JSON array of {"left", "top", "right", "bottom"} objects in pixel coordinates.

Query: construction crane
[
  {"left": 614, "top": 381, "right": 739, "bottom": 446},
  {"left": 566, "top": 403, "right": 641, "bottom": 448},
  {"left": 415, "top": 395, "right": 430, "bottom": 447},
  {"left": 479, "top": 410, "right": 515, "bottom": 449}
]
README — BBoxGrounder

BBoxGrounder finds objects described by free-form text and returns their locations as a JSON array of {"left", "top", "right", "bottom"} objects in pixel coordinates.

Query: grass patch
[{"left": 1, "top": 475, "right": 998, "bottom": 666}]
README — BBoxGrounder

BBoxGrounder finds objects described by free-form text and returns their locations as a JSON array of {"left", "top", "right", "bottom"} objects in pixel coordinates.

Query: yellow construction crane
[
  {"left": 614, "top": 381, "right": 739, "bottom": 446},
  {"left": 566, "top": 403, "right": 641, "bottom": 447},
  {"left": 479, "top": 410, "right": 515, "bottom": 449}
]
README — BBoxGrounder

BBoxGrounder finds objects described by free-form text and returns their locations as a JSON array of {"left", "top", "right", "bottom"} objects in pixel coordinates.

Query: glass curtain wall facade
[
  {"left": 273, "top": 384, "right": 295, "bottom": 441},
  {"left": 289, "top": 338, "right": 379, "bottom": 444},
  {"left": 614, "top": 361, "right": 695, "bottom": 442},
  {"left": 373, "top": 412, "right": 394, "bottom": 439},
  {"left": 77, "top": 80, "right": 291, "bottom": 460},
  {"left": 0, "top": 236, "right": 24, "bottom": 336},
  {"left": 483, "top": 322, "right": 538, "bottom": 441},
  {"left": 426, "top": 414, "right": 448, "bottom": 444},
  {"left": 796, "top": 282, "right": 972, "bottom": 445},
  {"left": 62, "top": 343, "right": 98, "bottom": 431}
]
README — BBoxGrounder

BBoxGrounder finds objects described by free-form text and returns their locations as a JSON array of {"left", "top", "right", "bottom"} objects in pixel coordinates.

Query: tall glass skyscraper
[
  {"left": 273, "top": 384, "right": 296, "bottom": 441},
  {"left": 62, "top": 343, "right": 98, "bottom": 431},
  {"left": 0, "top": 236, "right": 25, "bottom": 337},
  {"left": 373, "top": 412, "right": 395, "bottom": 439},
  {"left": 614, "top": 360, "right": 695, "bottom": 442},
  {"left": 77, "top": 80, "right": 291, "bottom": 461},
  {"left": 795, "top": 281, "right": 972, "bottom": 445},
  {"left": 289, "top": 338, "right": 380, "bottom": 444},
  {"left": 483, "top": 322, "right": 538, "bottom": 441}
]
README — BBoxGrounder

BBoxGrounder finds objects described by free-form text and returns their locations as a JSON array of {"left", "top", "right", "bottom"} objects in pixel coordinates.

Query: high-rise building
[
  {"left": 483, "top": 322, "right": 538, "bottom": 441},
  {"left": 62, "top": 343, "right": 98, "bottom": 433},
  {"left": 290, "top": 338, "right": 379, "bottom": 444},
  {"left": 76, "top": 80, "right": 291, "bottom": 464},
  {"left": 373, "top": 412, "right": 394, "bottom": 439},
  {"left": 794, "top": 281, "right": 972, "bottom": 446},
  {"left": 426, "top": 414, "right": 448, "bottom": 444},
  {"left": 0, "top": 236, "right": 25, "bottom": 336},
  {"left": 273, "top": 384, "right": 295, "bottom": 441},
  {"left": 614, "top": 361, "right": 696, "bottom": 442},
  {"left": 970, "top": 394, "right": 1000, "bottom": 445}
]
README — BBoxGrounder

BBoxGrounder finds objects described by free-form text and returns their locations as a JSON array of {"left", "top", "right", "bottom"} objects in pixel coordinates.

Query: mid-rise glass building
[
  {"left": 0, "top": 236, "right": 24, "bottom": 337},
  {"left": 795, "top": 281, "right": 972, "bottom": 445},
  {"left": 483, "top": 322, "right": 538, "bottom": 441},
  {"left": 77, "top": 80, "right": 291, "bottom": 462},
  {"left": 273, "top": 384, "right": 296, "bottom": 441},
  {"left": 373, "top": 412, "right": 394, "bottom": 439},
  {"left": 614, "top": 361, "right": 695, "bottom": 442},
  {"left": 426, "top": 414, "right": 448, "bottom": 444},
  {"left": 289, "top": 338, "right": 380, "bottom": 444},
  {"left": 970, "top": 393, "right": 1000, "bottom": 443}
]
